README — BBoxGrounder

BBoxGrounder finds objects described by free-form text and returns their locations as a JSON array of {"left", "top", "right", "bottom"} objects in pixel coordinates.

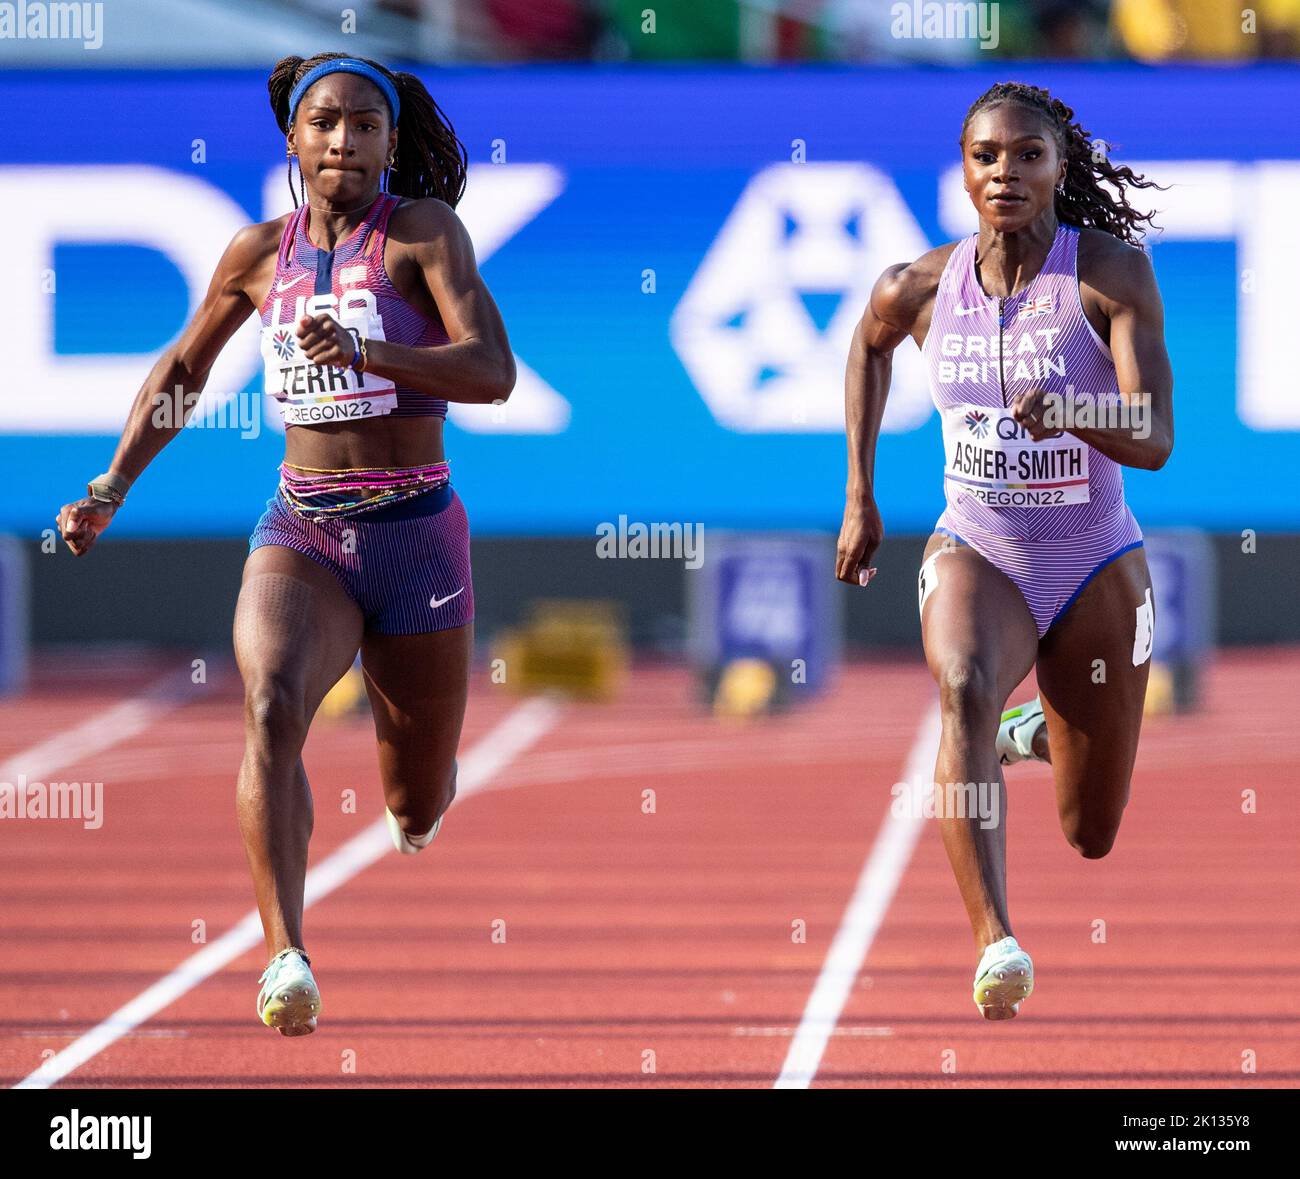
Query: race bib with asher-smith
[
  {"left": 942, "top": 403, "right": 1090, "bottom": 508},
  {"left": 260, "top": 290, "right": 397, "bottom": 426}
]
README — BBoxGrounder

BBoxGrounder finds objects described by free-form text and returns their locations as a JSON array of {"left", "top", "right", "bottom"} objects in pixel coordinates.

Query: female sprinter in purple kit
[
  {"left": 836, "top": 82, "right": 1173, "bottom": 1019},
  {"left": 57, "top": 53, "right": 516, "bottom": 1035}
]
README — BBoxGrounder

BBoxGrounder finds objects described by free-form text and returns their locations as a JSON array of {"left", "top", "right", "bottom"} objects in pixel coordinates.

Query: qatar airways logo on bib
[
  {"left": 969, "top": 414, "right": 1042, "bottom": 443},
  {"left": 937, "top": 327, "right": 1065, "bottom": 385}
]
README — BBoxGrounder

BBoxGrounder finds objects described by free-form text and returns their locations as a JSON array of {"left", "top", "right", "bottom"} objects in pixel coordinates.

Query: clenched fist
[
  {"left": 836, "top": 497, "right": 883, "bottom": 587},
  {"left": 56, "top": 498, "right": 116, "bottom": 557},
  {"left": 1010, "top": 389, "right": 1066, "bottom": 441},
  {"left": 295, "top": 313, "right": 359, "bottom": 369}
]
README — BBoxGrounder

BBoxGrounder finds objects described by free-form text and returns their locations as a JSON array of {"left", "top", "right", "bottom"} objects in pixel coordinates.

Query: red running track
[{"left": 0, "top": 647, "right": 1296, "bottom": 1088}]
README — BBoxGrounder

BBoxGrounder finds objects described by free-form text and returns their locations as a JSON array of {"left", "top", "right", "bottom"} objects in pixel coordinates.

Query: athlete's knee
[
  {"left": 937, "top": 659, "right": 1000, "bottom": 727},
  {"left": 1071, "top": 832, "right": 1117, "bottom": 860},
  {"left": 387, "top": 759, "right": 457, "bottom": 829},
  {"left": 389, "top": 781, "right": 444, "bottom": 834},
  {"left": 1061, "top": 814, "right": 1121, "bottom": 860},
  {"left": 243, "top": 672, "right": 311, "bottom": 748}
]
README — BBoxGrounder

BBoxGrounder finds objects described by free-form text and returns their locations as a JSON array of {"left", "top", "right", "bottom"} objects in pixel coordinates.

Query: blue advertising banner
[
  {"left": 1, "top": 66, "right": 1295, "bottom": 536},
  {"left": 688, "top": 532, "right": 841, "bottom": 690}
]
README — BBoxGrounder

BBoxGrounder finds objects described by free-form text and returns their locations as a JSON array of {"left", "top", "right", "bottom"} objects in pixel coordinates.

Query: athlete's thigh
[
  {"left": 919, "top": 532, "right": 1038, "bottom": 705},
  {"left": 359, "top": 622, "right": 473, "bottom": 793},
  {"left": 234, "top": 545, "right": 365, "bottom": 717},
  {"left": 1035, "top": 546, "right": 1153, "bottom": 847}
]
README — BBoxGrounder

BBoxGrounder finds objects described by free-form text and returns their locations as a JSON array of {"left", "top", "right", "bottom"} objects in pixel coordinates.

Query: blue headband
[{"left": 287, "top": 59, "right": 400, "bottom": 127}]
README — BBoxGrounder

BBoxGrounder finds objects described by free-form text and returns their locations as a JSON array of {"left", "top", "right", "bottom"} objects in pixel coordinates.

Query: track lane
[
  {"left": 14, "top": 662, "right": 930, "bottom": 1087},
  {"left": 814, "top": 651, "right": 1300, "bottom": 1087},
  {"left": 4, "top": 652, "right": 1295, "bottom": 1087}
]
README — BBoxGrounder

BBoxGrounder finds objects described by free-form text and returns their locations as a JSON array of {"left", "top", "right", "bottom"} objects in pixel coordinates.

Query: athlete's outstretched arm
[
  {"left": 1014, "top": 245, "right": 1173, "bottom": 470},
  {"left": 56, "top": 224, "right": 266, "bottom": 554},
  {"left": 294, "top": 199, "right": 515, "bottom": 406},
  {"left": 836, "top": 263, "right": 923, "bottom": 587}
]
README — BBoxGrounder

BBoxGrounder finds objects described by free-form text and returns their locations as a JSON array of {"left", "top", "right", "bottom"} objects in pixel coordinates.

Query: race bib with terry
[
  {"left": 261, "top": 293, "right": 397, "bottom": 426},
  {"left": 942, "top": 403, "right": 1090, "bottom": 508}
]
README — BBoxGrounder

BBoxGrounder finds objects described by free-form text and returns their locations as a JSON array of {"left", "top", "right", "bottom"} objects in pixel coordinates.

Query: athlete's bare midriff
[{"left": 281, "top": 414, "right": 446, "bottom": 471}]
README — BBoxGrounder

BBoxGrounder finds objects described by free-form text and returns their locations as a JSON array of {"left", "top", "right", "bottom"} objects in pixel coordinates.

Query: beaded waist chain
[{"left": 279, "top": 460, "right": 450, "bottom": 521}]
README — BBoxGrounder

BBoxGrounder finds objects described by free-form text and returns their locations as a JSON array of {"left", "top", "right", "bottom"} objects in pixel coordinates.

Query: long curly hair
[
  {"left": 960, "top": 81, "right": 1164, "bottom": 246},
  {"left": 268, "top": 52, "right": 467, "bottom": 209}
]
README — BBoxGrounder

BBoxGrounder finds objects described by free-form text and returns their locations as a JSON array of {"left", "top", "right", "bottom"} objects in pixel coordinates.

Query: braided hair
[
  {"left": 268, "top": 52, "right": 467, "bottom": 209},
  {"left": 960, "top": 81, "right": 1163, "bottom": 246}
]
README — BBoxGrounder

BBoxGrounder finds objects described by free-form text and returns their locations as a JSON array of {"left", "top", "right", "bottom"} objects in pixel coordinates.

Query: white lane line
[
  {"left": 14, "top": 694, "right": 563, "bottom": 1090},
  {"left": 773, "top": 700, "right": 942, "bottom": 1090},
  {"left": 736, "top": 1026, "right": 893, "bottom": 1038},
  {"left": 0, "top": 661, "right": 209, "bottom": 786}
]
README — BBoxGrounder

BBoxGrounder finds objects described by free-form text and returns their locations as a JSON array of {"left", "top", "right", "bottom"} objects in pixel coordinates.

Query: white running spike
[
  {"left": 997, "top": 697, "right": 1047, "bottom": 766},
  {"left": 973, "top": 936, "right": 1035, "bottom": 1020},
  {"left": 386, "top": 808, "right": 442, "bottom": 855}
]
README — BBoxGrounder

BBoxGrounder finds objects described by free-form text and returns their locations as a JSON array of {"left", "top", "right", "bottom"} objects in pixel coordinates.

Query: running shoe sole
[
  {"left": 974, "top": 952, "right": 1034, "bottom": 1020},
  {"left": 258, "top": 957, "right": 321, "bottom": 1036}
]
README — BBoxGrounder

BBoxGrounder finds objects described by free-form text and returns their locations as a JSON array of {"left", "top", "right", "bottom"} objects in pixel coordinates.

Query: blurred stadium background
[
  {"left": 1, "top": 0, "right": 1296, "bottom": 674},
  {"left": 5, "top": 0, "right": 1300, "bottom": 63},
  {"left": 1, "top": 0, "right": 1298, "bottom": 1091}
]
